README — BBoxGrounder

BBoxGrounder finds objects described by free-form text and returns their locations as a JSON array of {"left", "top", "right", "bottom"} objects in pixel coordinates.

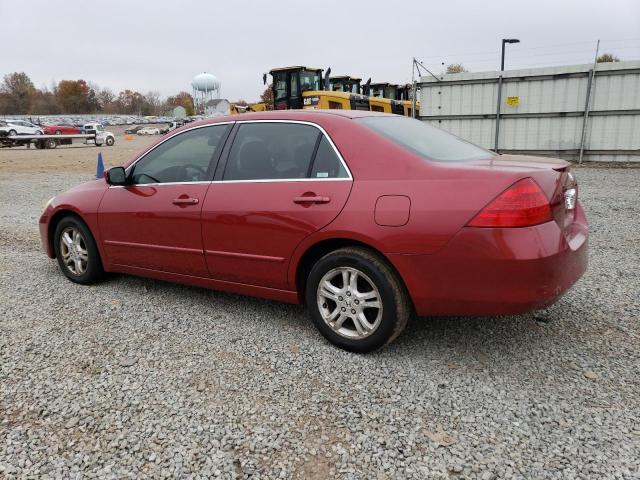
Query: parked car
[
  {"left": 43, "top": 124, "right": 82, "bottom": 135},
  {"left": 137, "top": 127, "right": 160, "bottom": 135},
  {"left": 39, "top": 111, "right": 588, "bottom": 352},
  {"left": 2, "top": 120, "right": 43, "bottom": 136},
  {"left": 125, "top": 126, "right": 145, "bottom": 134}
]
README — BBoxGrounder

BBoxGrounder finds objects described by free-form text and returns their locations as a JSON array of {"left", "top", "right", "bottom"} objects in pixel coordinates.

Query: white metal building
[{"left": 418, "top": 61, "right": 640, "bottom": 162}]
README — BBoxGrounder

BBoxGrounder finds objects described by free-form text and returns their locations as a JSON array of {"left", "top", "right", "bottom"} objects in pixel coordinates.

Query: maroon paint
[{"left": 39, "top": 110, "right": 588, "bottom": 317}]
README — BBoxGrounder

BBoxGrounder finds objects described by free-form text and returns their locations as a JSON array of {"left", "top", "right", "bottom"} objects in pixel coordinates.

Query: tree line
[{"left": 0, "top": 72, "right": 196, "bottom": 116}]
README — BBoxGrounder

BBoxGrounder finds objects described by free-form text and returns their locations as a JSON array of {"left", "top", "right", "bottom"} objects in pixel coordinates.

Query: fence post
[{"left": 494, "top": 75, "right": 503, "bottom": 152}]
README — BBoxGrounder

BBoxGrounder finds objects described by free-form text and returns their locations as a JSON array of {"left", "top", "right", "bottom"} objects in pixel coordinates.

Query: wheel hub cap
[
  {"left": 60, "top": 227, "right": 88, "bottom": 276},
  {"left": 317, "top": 267, "right": 383, "bottom": 339}
]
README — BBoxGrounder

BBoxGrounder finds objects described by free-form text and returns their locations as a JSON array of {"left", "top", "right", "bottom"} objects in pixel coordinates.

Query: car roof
[{"left": 192, "top": 109, "right": 393, "bottom": 127}]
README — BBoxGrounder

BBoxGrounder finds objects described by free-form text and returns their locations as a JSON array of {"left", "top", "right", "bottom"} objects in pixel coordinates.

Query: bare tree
[
  {"left": 260, "top": 85, "right": 274, "bottom": 110},
  {"left": 145, "top": 91, "right": 162, "bottom": 115}
]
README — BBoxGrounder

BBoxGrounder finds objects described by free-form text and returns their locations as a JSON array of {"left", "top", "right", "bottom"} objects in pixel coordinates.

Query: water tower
[{"left": 191, "top": 72, "right": 221, "bottom": 114}]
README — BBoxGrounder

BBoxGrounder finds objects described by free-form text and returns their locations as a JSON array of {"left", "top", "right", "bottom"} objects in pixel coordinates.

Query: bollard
[{"left": 96, "top": 152, "right": 104, "bottom": 179}]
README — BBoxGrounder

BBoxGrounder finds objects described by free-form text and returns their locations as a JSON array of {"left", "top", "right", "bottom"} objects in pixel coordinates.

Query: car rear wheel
[
  {"left": 8, "top": 129, "right": 17, "bottom": 137},
  {"left": 305, "top": 247, "right": 411, "bottom": 353},
  {"left": 54, "top": 216, "right": 104, "bottom": 284}
]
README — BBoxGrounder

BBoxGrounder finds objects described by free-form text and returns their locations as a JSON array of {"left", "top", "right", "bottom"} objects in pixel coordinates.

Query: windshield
[
  {"left": 273, "top": 72, "right": 287, "bottom": 101},
  {"left": 300, "top": 71, "right": 321, "bottom": 92},
  {"left": 358, "top": 116, "right": 494, "bottom": 162}
]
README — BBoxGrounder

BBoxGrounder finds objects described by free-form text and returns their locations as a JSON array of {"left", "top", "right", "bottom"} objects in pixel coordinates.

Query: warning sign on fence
[{"left": 506, "top": 96, "right": 520, "bottom": 107}]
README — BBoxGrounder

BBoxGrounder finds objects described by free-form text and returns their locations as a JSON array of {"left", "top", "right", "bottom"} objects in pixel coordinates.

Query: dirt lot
[
  {"left": 0, "top": 140, "right": 639, "bottom": 479},
  {"left": 0, "top": 126, "right": 158, "bottom": 173}
]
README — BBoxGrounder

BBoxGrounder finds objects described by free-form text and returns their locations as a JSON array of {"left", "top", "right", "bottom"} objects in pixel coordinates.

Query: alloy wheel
[
  {"left": 59, "top": 226, "right": 89, "bottom": 276},
  {"left": 316, "top": 267, "right": 383, "bottom": 339}
]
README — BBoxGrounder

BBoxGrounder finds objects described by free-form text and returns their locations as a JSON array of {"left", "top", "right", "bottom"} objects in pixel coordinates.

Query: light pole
[{"left": 494, "top": 38, "right": 520, "bottom": 152}]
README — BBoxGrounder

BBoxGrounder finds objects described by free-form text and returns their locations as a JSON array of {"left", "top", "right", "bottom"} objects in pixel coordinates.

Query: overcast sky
[{"left": 2, "top": 0, "right": 639, "bottom": 101}]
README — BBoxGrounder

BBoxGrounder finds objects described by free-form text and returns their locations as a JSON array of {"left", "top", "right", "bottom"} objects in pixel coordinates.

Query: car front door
[
  {"left": 99, "top": 123, "right": 232, "bottom": 276},
  {"left": 201, "top": 121, "right": 353, "bottom": 290}
]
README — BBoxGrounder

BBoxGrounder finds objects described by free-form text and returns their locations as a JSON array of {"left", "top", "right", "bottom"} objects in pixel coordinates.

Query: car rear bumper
[{"left": 390, "top": 204, "right": 588, "bottom": 316}]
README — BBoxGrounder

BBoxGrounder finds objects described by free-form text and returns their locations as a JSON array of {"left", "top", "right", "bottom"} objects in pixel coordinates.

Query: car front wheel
[
  {"left": 54, "top": 216, "right": 104, "bottom": 284},
  {"left": 305, "top": 247, "right": 411, "bottom": 353}
]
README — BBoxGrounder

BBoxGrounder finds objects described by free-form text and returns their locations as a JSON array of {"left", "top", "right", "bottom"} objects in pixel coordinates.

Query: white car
[
  {"left": 137, "top": 127, "right": 160, "bottom": 135},
  {"left": 2, "top": 120, "right": 43, "bottom": 136}
]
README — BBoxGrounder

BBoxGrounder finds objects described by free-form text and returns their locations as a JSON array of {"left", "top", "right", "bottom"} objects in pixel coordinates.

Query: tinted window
[
  {"left": 310, "top": 136, "right": 348, "bottom": 179},
  {"left": 357, "top": 116, "right": 493, "bottom": 162},
  {"left": 131, "top": 124, "right": 229, "bottom": 184},
  {"left": 273, "top": 72, "right": 287, "bottom": 101},
  {"left": 300, "top": 71, "right": 321, "bottom": 92},
  {"left": 223, "top": 123, "right": 319, "bottom": 181}
]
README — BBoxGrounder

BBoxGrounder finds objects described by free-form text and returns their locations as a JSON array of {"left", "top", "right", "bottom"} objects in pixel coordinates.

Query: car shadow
[{"left": 101, "top": 272, "right": 567, "bottom": 364}]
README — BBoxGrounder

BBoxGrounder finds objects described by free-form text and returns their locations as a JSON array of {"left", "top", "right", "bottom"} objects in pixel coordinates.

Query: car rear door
[
  {"left": 201, "top": 121, "right": 352, "bottom": 290},
  {"left": 99, "top": 123, "right": 232, "bottom": 276}
]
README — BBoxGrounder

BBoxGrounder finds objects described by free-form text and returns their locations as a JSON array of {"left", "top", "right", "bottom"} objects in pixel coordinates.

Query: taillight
[{"left": 468, "top": 178, "right": 552, "bottom": 228}]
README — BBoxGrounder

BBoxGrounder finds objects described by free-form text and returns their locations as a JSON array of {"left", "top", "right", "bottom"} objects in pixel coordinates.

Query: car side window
[
  {"left": 310, "top": 136, "right": 349, "bottom": 179},
  {"left": 131, "top": 124, "right": 230, "bottom": 184},
  {"left": 223, "top": 123, "right": 319, "bottom": 181}
]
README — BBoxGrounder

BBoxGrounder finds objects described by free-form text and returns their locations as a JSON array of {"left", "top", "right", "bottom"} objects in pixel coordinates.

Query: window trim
[
  {"left": 214, "top": 119, "right": 352, "bottom": 183},
  {"left": 115, "top": 121, "right": 235, "bottom": 187}
]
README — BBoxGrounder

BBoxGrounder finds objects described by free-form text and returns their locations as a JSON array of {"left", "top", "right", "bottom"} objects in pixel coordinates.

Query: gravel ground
[{"left": 1, "top": 166, "right": 639, "bottom": 479}]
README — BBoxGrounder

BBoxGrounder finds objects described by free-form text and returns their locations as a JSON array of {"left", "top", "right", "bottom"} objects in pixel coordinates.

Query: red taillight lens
[{"left": 468, "top": 178, "right": 552, "bottom": 228}]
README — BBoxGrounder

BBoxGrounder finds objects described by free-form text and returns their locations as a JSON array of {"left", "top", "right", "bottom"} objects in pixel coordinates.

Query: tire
[
  {"left": 305, "top": 247, "right": 411, "bottom": 353},
  {"left": 105, "top": 136, "right": 115, "bottom": 146},
  {"left": 55, "top": 130, "right": 61, "bottom": 135},
  {"left": 45, "top": 138, "right": 57, "bottom": 149},
  {"left": 8, "top": 129, "right": 17, "bottom": 137},
  {"left": 53, "top": 216, "right": 104, "bottom": 284}
]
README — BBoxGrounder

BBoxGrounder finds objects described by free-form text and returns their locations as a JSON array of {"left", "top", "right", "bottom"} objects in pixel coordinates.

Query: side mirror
[{"left": 106, "top": 166, "right": 127, "bottom": 185}]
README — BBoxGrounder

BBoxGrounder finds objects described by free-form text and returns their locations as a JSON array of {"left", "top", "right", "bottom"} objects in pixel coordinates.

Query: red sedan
[
  {"left": 43, "top": 124, "right": 82, "bottom": 135},
  {"left": 39, "top": 111, "right": 587, "bottom": 352}
]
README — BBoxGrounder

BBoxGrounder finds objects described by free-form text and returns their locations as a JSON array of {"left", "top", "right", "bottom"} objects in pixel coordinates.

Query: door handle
[
  {"left": 172, "top": 197, "right": 199, "bottom": 205},
  {"left": 293, "top": 195, "right": 331, "bottom": 204}
]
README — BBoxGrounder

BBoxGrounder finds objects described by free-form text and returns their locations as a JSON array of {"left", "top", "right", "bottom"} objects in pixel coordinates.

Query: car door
[
  {"left": 201, "top": 121, "right": 353, "bottom": 290},
  {"left": 99, "top": 123, "right": 232, "bottom": 276}
]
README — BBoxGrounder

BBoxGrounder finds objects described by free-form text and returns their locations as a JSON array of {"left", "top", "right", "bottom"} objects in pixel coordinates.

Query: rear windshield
[{"left": 357, "top": 116, "right": 493, "bottom": 162}]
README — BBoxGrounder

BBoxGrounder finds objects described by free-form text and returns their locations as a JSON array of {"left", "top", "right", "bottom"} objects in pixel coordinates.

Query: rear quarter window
[{"left": 357, "top": 116, "right": 493, "bottom": 162}]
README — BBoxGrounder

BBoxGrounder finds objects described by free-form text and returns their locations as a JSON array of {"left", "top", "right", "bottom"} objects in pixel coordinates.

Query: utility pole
[
  {"left": 494, "top": 38, "right": 520, "bottom": 152},
  {"left": 578, "top": 40, "right": 600, "bottom": 165},
  {"left": 411, "top": 58, "right": 441, "bottom": 119}
]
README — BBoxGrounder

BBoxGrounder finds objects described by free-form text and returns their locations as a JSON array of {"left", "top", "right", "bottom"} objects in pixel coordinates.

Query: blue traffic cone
[{"left": 96, "top": 152, "right": 104, "bottom": 179}]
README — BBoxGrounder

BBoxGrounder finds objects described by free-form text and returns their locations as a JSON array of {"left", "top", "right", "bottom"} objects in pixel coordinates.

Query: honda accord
[{"left": 39, "top": 111, "right": 588, "bottom": 352}]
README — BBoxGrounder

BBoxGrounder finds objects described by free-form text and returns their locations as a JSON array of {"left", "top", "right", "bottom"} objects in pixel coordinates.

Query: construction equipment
[
  {"left": 265, "top": 66, "right": 416, "bottom": 116},
  {"left": 364, "top": 82, "right": 419, "bottom": 117},
  {"left": 329, "top": 75, "right": 362, "bottom": 94},
  {"left": 230, "top": 102, "right": 268, "bottom": 115},
  {"left": 362, "top": 82, "right": 404, "bottom": 114},
  {"left": 267, "top": 66, "right": 369, "bottom": 111}
]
